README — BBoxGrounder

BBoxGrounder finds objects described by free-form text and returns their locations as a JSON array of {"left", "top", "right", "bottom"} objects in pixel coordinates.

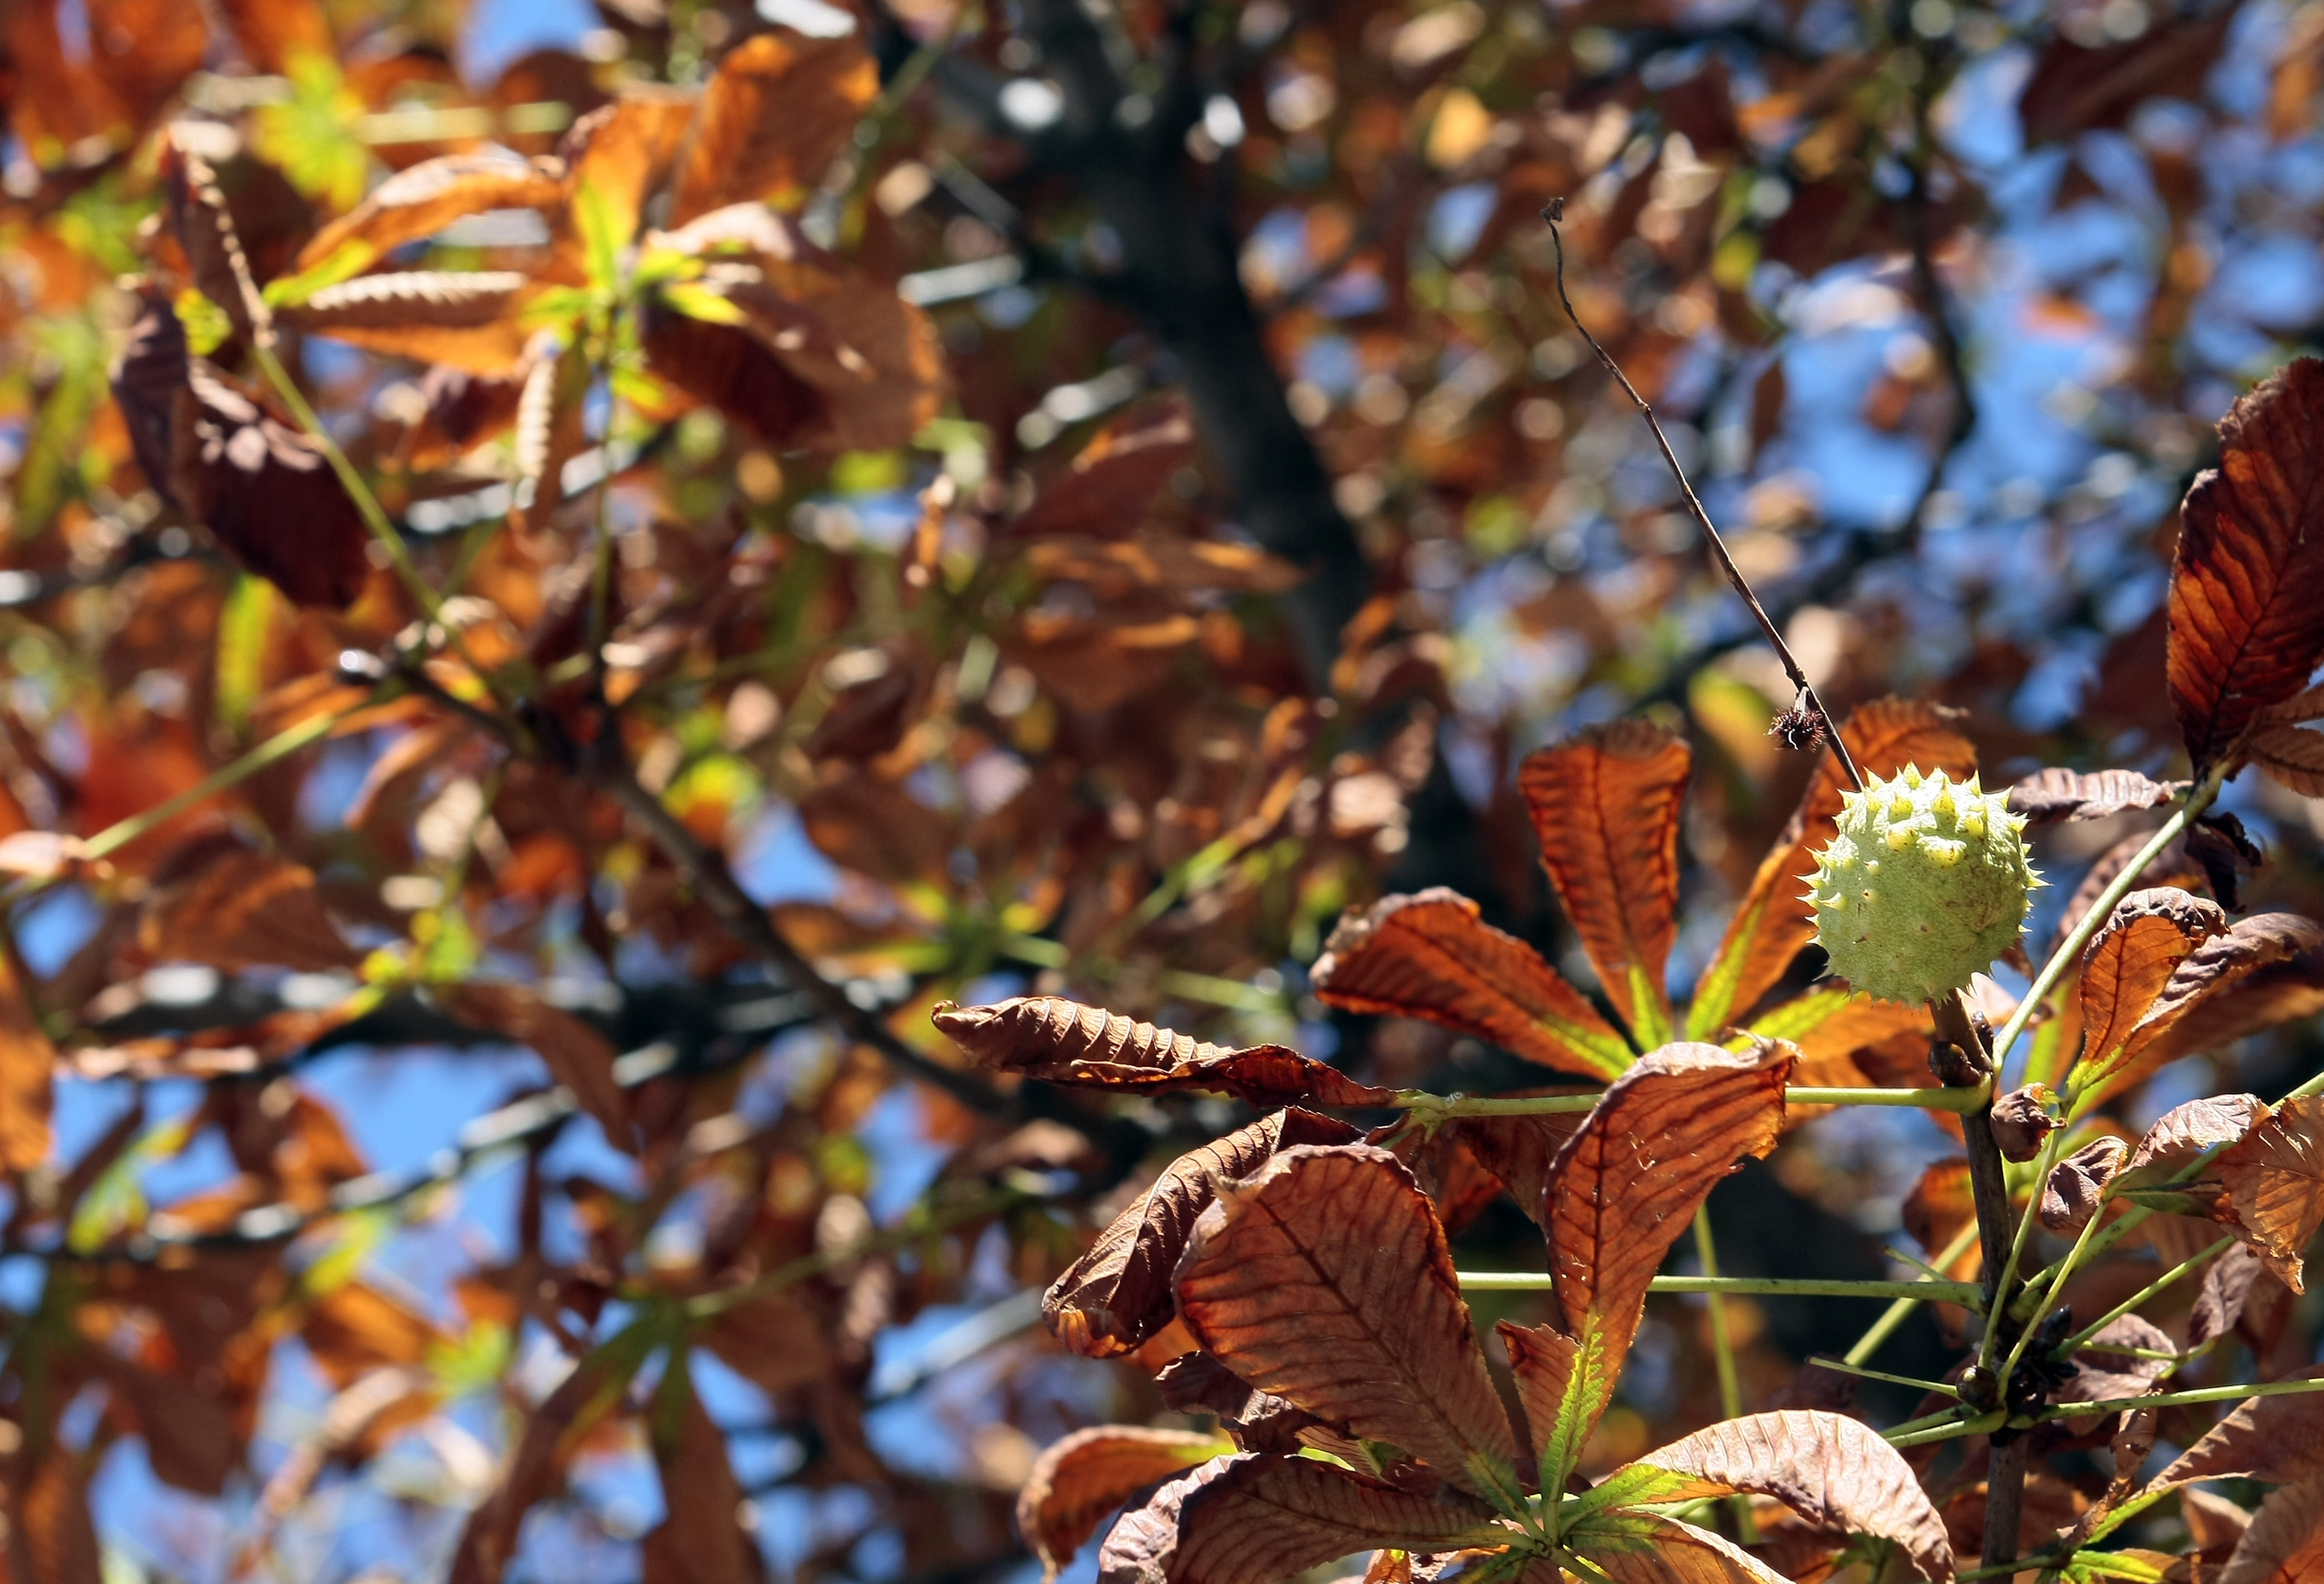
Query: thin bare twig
[{"left": 1541, "top": 201, "right": 1865, "bottom": 791}]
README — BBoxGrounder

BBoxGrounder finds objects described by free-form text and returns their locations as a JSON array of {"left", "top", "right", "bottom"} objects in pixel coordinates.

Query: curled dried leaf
[
  {"left": 2005, "top": 768, "right": 2186, "bottom": 823},
  {"left": 1018, "top": 1427, "right": 1235, "bottom": 1580},
  {"left": 140, "top": 840, "right": 361, "bottom": 974},
  {"left": 932, "top": 997, "right": 1391, "bottom": 1108},
  {"left": 1989, "top": 1085, "right": 2059, "bottom": 1163},
  {"left": 2158, "top": 1365, "right": 2324, "bottom": 1485},
  {"left": 2039, "top": 1136, "right": 2131, "bottom": 1234},
  {"left": 2218, "top": 1477, "right": 2324, "bottom": 1584},
  {"left": 2214, "top": 1096, "right": 2324, "bottom": 1292}
]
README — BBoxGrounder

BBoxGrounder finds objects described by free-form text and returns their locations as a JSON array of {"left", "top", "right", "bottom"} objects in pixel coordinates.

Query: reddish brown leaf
[
  {"left": 641, "top": 1373, "right": 765, "bottom": 1584},
  {"left": 560, "top": 92, "right": 696, "bottom": 246},
  {"left": 2040, "top": 1136, "right": 2131, "bottom": 1234},
  {"left": 699, "top": 1292, "right": 833, "bottom": 1394},
  {"left": 1901, "top": 1158, "right": 1978, "bottom": 1277},
  {"left": 1175, "top": 1144, "right": 1521, "bottom": 1492},
  {"left": 1443, "top": 1108, "right": 1589, "bottom": 1229},
  {"left": 1044, "top": 1108, "right": 1360, "bottom": 1358},
  {"left": 110, "top": 297, "right": 372, "bottom": 608},
  {"left": 302, "top": 1282, "right": 447, "bottom": 1386},
  {"left": 1310, "top": 889, "right": 1632, "bottom": 1080},
  {"left": 1746, "top": 987, "right": 1930, "bottom": 1092},
  {"left": 1018, "top": 1427, "right": 1234, "bottom": 1579},
  {"left": 295, "top": 153, "right": 565, "bottom": 278},
  {"left": 2168, "top": 357, "right": 2324, "bottom": 769},
  {"left": 97, "top": 1355, "right": 239, "bottom": 1495},
  {"left": 2006, "top": 768, "right": 2186, "bottom": 823},
  {"left": 1689, "top": 700, "right": 1975, "bottom": 1037},
  {"left": 2191, "top": 1242, "right": 2286, "bottom": 1350},
  {"left": 2218, "top": 1477, "right": 2324, "bottom": 1584},
  {"left": 443, "top": 983, "right": 633, "bottom": 1152},
  {"left": 1612, "top": 1411, "right": 1954, "bottom": 1583},
  {"left": 1097, "top": 1454, "right": 1500, "bottom": 1584},
  {"left": 1022, "top": 534, "right": 1304, "bottom": 598},
  {"left": 140, "top": 840, "right": 362, "bottom": 973},
  {"left": 1012, "top": 402, "right": 1200, "bottom": 540},
  {"left": 1153, "top": 1353, "right": 1343, "bottom": 1456},
  {"left": 2082, "top": 913, "right": 2324, "bottom": 1108},
  {"left": 2123, "top": 1094, "right": 2270, "bottom": 1184},
  {"left": 1516, "top": 721, "right": 1691, "bottom": 1046},
  {"left": 641, "top": 205, "right": 943, "bottom": 453},
  {"left": 9, "top": 1439, "right": 102, "bottom": 1584},
  {"left": 0, "top": 942, "right": 56, "bottom": 1174},
  {"left": 2072, "top": 888, "right": 2228, "bottom": 1093},
  {"left": 2215, "top": 1098, "right": 2324, "bottom": 1292},
  {"left": 2249, "top": 724, "right": 2324, "bottom": 797},
  {"left": 932, "top": 997, "right": 1391, "bottom": 1108},
  {"left": 447, "top": 1332, "right": 654, "bottom": 1584},
  {"left": 2158, "top": 1365, "right": 2324, "bottom": 1485},
  {"left": 1988, "top": 1086, "right": 2060, "bottom": 1163},
  {"left": 281, "top": 272, "right": 535, "bottom": 376},
  {"left": 2050, "top": 1314, "right": 2173, "bottom": 1414},
  {"left": 1511, "top": 1041, "right": 1793, "bottom": 1484},
  {"left": 2021, "top": 9, "right": 2235, "bottom": 143},
  {"left": 668, "top": 28, "right": 879, "bottom": 224}
]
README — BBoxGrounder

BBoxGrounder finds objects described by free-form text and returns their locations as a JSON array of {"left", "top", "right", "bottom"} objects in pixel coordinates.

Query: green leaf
[
  {"left": 214, "top": 573, "right": 280, "bottom": 731},
  {"left": 573, "top": 178, "right": 623, "bottom": 296},
  {"left": 655, "top": 280, "right": 747, "bottom": 326}
]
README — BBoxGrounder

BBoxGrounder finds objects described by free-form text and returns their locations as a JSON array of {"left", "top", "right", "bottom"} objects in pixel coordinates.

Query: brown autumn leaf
[
  {"left": 1560, "top": 1511, "right": 1794, "bottom": 1584},
  {"left": 1096, "top": 1453, "right": 1500, "bottom": 1584},
  {"left": 697, "top": 1292, "right": 833, "bottom": 1396},
  {"left": 932, "top": 996, "right": 1392, "bottom": 1108},
  {"left": 162, "top": 138, "right": 267, "bottom": 339},
  {"left": 302, "top": 1282, "right": 447, "bottom": 1386},
  {"left": 1750, "top": 987, "right": 1932, "bottom": 1093},
  {"left": 2039, "top": 1136, "right": 2131, "bottom": 1234},
  {"left": 442, "top": 983, "right": 633, "bottom": 1151},
  {"left": 294, "top": 151, "right": 564, "bottom": 279},
  {"left": 1515, "top": 720, "right": 1691, "bottom": 1046},
  {"left": 139, "top": 840, "right": 362, "bottom": 973},
  {"left": 1310, "top": 888, "right": 1632, "bottom": 1080},
  {"left": 2247, "top": 724, "right": 2324, "bottom": 796},
  {"left": 641, "top": 1373, "right": 764, "bottom": 1584},
  {"left": 1610, "top": 1411, "right": 1954, "bottom": 1583},
  {"left": 0, "top": 941, "right": 57, "bottom": 1173},
  {"left": 2157, "top": 1365, "right": 2324, "bottom": 1484},
  {"left": 2050, "top": 1314, "right": 2174, "bottom": 1414},
  {"left": 2122, "top": 1093, "right": 2270, "bottom": 1184},
  {"left": 1017, "top": 1427, "right": 1235, "bottom": 1579},
  {"left": 2072, "top": 888, "right": 2229, "bottom": 1093},
  {"left": 2218, "top": 1477, "right": 2324, "bottom": 1584},
  {"left": 110, "top": 297, "right": 373, "bottom": 608},
  {"left": 280, "top": 271, "right": 535, "bottom": 376},
  {"left": 2006, "top": 767, "right": 2188, "bottom": 823},
  {"left": 1175, "top": 1144, "right": 1521, "bottom": 1493},
  {"left": 1443, "top": 1107, "right": 1589, "bottom": 1229},
  {"left": 1012, "top": 401, "right": 1200, "bottom": 540},
  {"left": 447, "top": 1333, "right": 653, "bottom": 1584},
  {"left": 1902, "top": 1157, "right": 1977, "bottom": 1276},
  {"left": 641, "top": 204, "right": 944, "bottom": 453},
  {"left": 560, "top": 92, "right": 697, "bottom": 246},
  {"left": 2080, "top": 913, "right": 2324, "bottom": 1108},
  {"left": 2191, "top": 1242, "right": 2287, "bottom": 1350},
  {"left": 10, "top": 1439, "right": 102, "bottom": 1584},
  {"left": 96, "top": 1355, "right": 239, "bottom": 1495},
  {"left": 1152, "top": 1353, "right": 1347, "bottom": 1456},
  {"left": 2214, "top": 1097, "right": 2324, "bottom": 1292},
  {"left": 1021, "top": 534, "right": 1304, "bottom": 598},
  {"left": 667, "top": 28, "right": 879, "bottom": 224},
  {"left": 1688, "top": 699, "right": 1975, "bottom": 1037},
  {"left": 1043, "top": 1108, "right": 1359, "bottom": 1358},
  {"left": 2020, "top": 8, "right": 2236, "bottom": 143},
  {"left": 1006, "top": 605, "right": 1201, "bottom": 713},
  {"left": 1988, "top": 1086, "right": 2060, "bottom": 1163},
  {"left": 2167, "top": 357, "right": 2324, "bottom": 770},
  {"left": 1506, "top": 1040, "right": 1792, "bottom": 1485}
]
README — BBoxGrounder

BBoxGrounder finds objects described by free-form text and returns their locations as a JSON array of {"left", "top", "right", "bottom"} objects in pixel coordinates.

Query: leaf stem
[
  {"left": 1804, "top": 1355, "right": 1960, "bottom": 1397},
  {"left": 1692, "top": 1210, "right": 1743, "bottom": 1422},
  {"left": 1842, "top": 1218, "right": 1982, "bottom": 1366},
  {"left": 1458, "top": 1273, "right": 1986, "bottom": 1303},
  {"left": 1400, "top": 1085, "right": 1994, "bottom": 1119},
  {"left": 1541, "top": 201, "right": 1862, "bottom": 791},
  {"left": 2057, "top": 1236, "right": 2235, "bottom": 1356},
  {"left": 2034, "top": 1373, "right": 2324, "bottom": 1419}
]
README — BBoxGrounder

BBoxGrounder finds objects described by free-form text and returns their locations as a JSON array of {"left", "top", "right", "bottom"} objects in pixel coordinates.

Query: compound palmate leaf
[
  {"left": 2168, "top": 357, "right": 2324, "bottom": 771},
  {"left": 1043, "top": 1108, "right": 1361, "bottom": 1358},
  {"left": 932, "top": 996, "right": 1392, "bottom": 1108},
  {"left": 1099, "top": 1454, "right": 1501, "bottom": 1584},
  {"left": 1310, "top": 888, "right": 1633, "bottom": 1080},
  {"left": 1018, "top": 1428, "right": 1235, "bottom": 1580},
  {"left": 1173, "top": 1144, "right": 1522, "bottom": 1498},
  {"left": 1589, "top": 1411, "right": 1954, "bottom": 1583},
  {"left": 1516, "top": 720, "right": 1691, "bottom": 1048},
  {"left": 1501, "top": 1041, "right": 1793, "bottom": 1494}
]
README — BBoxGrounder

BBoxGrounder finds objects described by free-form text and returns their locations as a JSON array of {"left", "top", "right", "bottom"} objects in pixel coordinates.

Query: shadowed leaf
[
  {"left": 2167, "top": 357, "right": 2324, "bottom": 769},
  {"left": 2052, "top": 1315, "right": 2174, "bottom": 1414},
  {"left": 140, "top": 840, "right": 362, "bottom": 973},
  {"left": 1516, "top": 721, "right": 1691, "bottom": 1046},
  {"left": 2214, "top": 1098, "right": 2324, "bottom": 1292},
  {"left": 1746, "top": 987, "right": 1930, "bottom": 1097},
  {"left": 669, "top": 28, "right": 879, "bottom": 224},
  {"left": 2219, "top": 1477, "right": 2324, "bottom": 1584},
  {"left": 2192, "top": 1243, "right": 2286, "bottom": 1350},
  {"left": 1311, "top": 888, "right": 1632, "bottom": 1080},
  {"left": 933, "top": 997, "right": 1390, "bottom": 1108},
  {"left": 1044, "top": 1108, "right": 1359, "bottom": 1358},
  {"left": 11, "top": 1439, "right": 102, "bottom": 1584},
  {"left": 442, "top": 983, "right": 633, "bottom": 1153},
  {"left": 1153, "top": 1353, "right": 1350, "bottom": 1457},
  {"left": 2040, "top": 1136, "right": 2131, "bottom": 1234},
  {"left": 2249, "top": 724, "right": 2324, "bottom": 797},
  {"left": 1175, "top": 1143, "right": 1521, "bottom": 1494},
  {"left": 1097, "top": 1454, "right": 1500, "bottom": 1584},
  {"left": 641, "top": 1371, "right": 765, "bottom": 1584},
  {"left": 1511, "top": 1041, "right": 1792, "bottom": 1492},
  {"left": 1689, "top": 700, "right": 1975, "bottom": 1037},
  {"left": 1443, "top": 1108, "right": 1589, "bottom": 1229},
  {"left": 1018, "top": 1427, "right": 1235, "bottom": 1579},
  {"left": 1592, "top": 1411, "right": 1954, "bottom": 1583},
  {"left": 2072, "top": 888, "right": 2229, "bottom": 1095},
  {"left": 2007, "top": 768, "right": 2187, "bottom": 823},
  {"left": 2158, "top": 1365, "right": 2324, "bottom": 1484}
]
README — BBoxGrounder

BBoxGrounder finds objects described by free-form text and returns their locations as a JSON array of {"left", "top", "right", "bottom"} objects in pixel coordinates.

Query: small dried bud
[
  {"left": 1990, "top": 1084, "right": 2060, "bottom": 1162},
  {"left": 2040, "top": 1136, "right": 2132, "bottom": 1234},
  {"left": 1769, "top": 704, "right": 1830, "bottom": 752},
  {"left": 1928, "top": 1039, "right": 1990, "bottom": 1090}
]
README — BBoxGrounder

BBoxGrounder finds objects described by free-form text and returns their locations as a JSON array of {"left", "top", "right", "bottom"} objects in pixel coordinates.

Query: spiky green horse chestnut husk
[{"left": 1804, "top": 766, "right": 2042, "bottom": 1005}]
